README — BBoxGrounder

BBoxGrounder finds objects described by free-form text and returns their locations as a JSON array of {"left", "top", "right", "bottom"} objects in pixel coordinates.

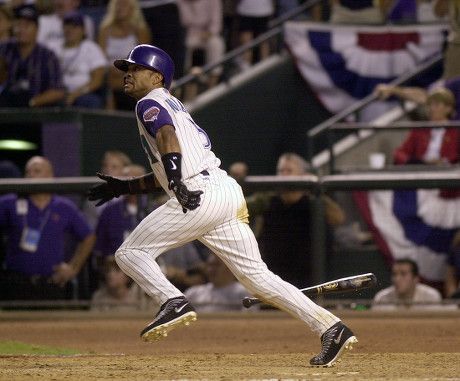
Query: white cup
[{"left": 369, "top": 152, "right": 386, "bottom": 169}]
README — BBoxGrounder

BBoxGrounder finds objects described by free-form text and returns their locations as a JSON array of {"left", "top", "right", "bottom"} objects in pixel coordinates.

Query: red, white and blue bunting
[
  {"left": 354, "top": 190, "right": 460, "bottom": 282},
  {"left": 284, "top": 22, "right": 448, "bottom": 114}
]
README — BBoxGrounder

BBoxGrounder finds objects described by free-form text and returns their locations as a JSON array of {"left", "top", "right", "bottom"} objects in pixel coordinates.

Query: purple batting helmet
[{"left": 114, "top": 44, "right": 175, "bottom": 89}]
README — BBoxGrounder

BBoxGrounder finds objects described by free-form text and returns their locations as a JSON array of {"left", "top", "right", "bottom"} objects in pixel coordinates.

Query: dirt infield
[{"left": 0, "top": 310, "right": 459, "bottom": 380}]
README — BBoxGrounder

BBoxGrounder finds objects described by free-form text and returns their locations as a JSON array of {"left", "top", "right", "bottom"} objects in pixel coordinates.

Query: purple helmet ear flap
[{"left": 114, "top": 44, "right": 175, "bottom": 89}]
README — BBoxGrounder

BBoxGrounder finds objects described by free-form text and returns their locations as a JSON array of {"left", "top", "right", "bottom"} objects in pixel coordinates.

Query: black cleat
[
  {"left": 140, "top": 296, "right": 197, "bottom": 342},
  {"left": 310, "top": 322, "right": 358, "bottom": 367}
]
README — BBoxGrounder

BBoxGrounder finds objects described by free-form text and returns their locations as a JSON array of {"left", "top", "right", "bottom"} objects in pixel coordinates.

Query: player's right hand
[
  {"left": 87, "top": 172, "right": 129, "bottom": 207},
  {"left": 168, "top": 178, "right": 203, "bottom": 213}
]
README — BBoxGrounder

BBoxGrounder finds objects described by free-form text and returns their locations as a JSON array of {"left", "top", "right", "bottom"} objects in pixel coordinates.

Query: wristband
[{"left": 161, "top": 152, "right": 182, "bottom": 182}]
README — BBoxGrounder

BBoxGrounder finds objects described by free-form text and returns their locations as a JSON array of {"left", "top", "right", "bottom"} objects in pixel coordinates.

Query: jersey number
[
  {"left": 187, "top": 117, "right": 211, "bottom": 149},
  {"left": 140, "top": 134, "right": 158, "bottom": 165}
]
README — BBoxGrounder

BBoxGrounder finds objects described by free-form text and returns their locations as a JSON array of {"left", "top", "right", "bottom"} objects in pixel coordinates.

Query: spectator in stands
[
  {"left": 445, "top": 231, "right": 460, "bottom": 298},
  {"left": 139, "top": 0, "right": 185, "bottom": 78},
  {"left": 392, "top": 88, "right": 459, "bottom": 165},
  {"left": 247, "top": 153, "right": 345, "bottom": 287},
  {"left": 38, "top": 0, "right": 95, "bottom": 55},
  {"left": 373, "top": 258, "right": 442, "bottom": 309},
  {"left": 0, "top": 5, "right": 65, "bottom": 107},
  {"left": 375, "top": 76, "right": 460, "bottom": 120},
  {"left": 91, "top": 255, "right": 141, "bottom": 311},
  {"left": 236, "top": 0, "right": 275, "bottom": 70},
  {"left": 157, "top": 243, "right": 208, "bottom": 292},
  {"left": 58, "top": 11, "right": 107, "bottom": 108},
  {"left": 0, "top": 156, "right": 95, "bottom": 300},
  {"left": 177, "top": 0, "right": 225, "bottom": 91},
  {"left": 0, "top": 5, "right": 12, "bottom": 42},
  {"left": 98, "top": 0, "right": 151, "bottom": 110},
  {"left": 83, "top": 150, "right": 132, "bottom": 228},
  {"left": 184, "top": 254, "right": 249, "bottom": 312},
  {"left": 329, "top": 0, "right": 394, "bottom": 24},
  {"left": 228, "top": 161, "right": 248, "bottom": 185},
  {"left": 434, "top": 0, "right": 460, "bottom": 79}
]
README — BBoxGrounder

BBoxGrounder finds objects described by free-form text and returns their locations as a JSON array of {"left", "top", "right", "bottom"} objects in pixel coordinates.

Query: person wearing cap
[
  {"left": 0, "top": 4, "right": 65, "bottom": 107},
  {"left": 393, "top": 87, "right": 460, "bottom": 165},
  {"left": 38, "top": 0, "right": 95, "bottom": 55},
  {"left": 57, "top": 11, "right": 107, "bottom": 108}
]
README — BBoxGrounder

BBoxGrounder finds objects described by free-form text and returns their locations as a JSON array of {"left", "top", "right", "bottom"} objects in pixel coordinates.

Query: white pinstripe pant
[{"left": 115, "top": 169, "right": 339, "bottom": 336}]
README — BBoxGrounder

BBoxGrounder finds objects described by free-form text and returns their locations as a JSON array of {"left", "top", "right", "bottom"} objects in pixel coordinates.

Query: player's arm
[
  {"left": 87, "top": 171, "right": 160, "bottom": 206},
  {"left": 156, "top": 124, "right": 203, "bottom": 213}
]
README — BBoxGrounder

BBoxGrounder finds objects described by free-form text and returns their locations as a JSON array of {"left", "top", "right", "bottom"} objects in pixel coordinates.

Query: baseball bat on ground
[{"left": 242, "top": 273, "right": 377, "bottom": 308}]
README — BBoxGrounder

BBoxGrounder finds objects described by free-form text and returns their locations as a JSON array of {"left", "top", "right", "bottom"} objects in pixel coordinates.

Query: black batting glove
[
  {"left": 87, "top": 172, "right": 130, "bottom": 207},
  {"left": 168, "top": 178, "right": 203, "bottom": 213}
]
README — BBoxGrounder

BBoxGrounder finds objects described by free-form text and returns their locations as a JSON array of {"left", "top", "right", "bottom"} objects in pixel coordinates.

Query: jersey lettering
[{"left": 165, "top": 97, "right": 187, "bottom": 113}]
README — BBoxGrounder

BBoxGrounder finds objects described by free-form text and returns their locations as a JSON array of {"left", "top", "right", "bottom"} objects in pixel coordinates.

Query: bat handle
[{"left": 242, "top": 296, "right": 260, "bottom": 308}]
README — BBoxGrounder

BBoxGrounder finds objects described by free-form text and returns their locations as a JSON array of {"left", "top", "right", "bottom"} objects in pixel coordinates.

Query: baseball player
[{"left": 88, "top": 44, "right": 357, "bottom": 367}]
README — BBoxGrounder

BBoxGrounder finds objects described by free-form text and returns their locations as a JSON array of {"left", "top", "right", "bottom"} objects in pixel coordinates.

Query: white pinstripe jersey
[{"left": 135, "top": 88, "right": 221, "bottom": 194}]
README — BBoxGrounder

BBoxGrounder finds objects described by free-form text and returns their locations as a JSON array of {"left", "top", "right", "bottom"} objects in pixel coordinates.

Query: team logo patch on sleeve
[{"left": 143, "top": 106, "right": 160, "bottom": 122}]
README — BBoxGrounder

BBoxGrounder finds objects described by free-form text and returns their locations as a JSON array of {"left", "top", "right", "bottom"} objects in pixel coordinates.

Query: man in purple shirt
[
  {"left": 0, "top": 156, "right": 95, "bottom": 300},
  {"left": 0, "top": 5, "right": 64, "bottom": 107}
]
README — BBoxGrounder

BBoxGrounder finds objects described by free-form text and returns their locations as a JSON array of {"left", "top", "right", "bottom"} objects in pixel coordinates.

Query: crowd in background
[
  {"left": 1, "top": 0, "right": 460, "bottom": 311},
  {"left": 0, "top": 0, "right": 455, "bottom": 109}
]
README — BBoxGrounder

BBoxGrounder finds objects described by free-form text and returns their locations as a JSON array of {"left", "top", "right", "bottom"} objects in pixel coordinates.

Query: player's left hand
[{"left": 169, "top": 178, "right": 203, "bottom": 213}]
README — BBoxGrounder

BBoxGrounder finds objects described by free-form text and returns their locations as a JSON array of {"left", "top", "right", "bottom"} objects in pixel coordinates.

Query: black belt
[{"left": 200, "top": 170, "right": 209, "bottom": 176}]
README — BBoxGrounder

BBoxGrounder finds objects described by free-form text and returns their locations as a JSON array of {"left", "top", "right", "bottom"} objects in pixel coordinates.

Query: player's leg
[
  {"left": 115, "top": 199, "right": 207, "bottom": 341},
  {"left": 199, "top": 177, "right": 357, "bottom": 366},
  {"left": 114, "top": 173, "right": 234, "bottom": 341},
  {"left": 200, "top": 218, "right": 339, "bottom": 335}
]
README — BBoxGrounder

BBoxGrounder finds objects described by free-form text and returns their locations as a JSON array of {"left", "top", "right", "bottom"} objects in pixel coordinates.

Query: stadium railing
[{"left": 2, "top": 170, "right": 460, "bottom": 288}]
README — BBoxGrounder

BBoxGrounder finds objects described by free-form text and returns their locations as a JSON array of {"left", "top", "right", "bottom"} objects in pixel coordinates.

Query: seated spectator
[
  {"left": 392, "top": 88, "right": 459, "bottom": 165},
  {"left": 157, "top": 243, "right": 208, "bottom": 292},
  {"left": 228, "top": 161, "right": 248, "bottom": 185},
  {"left": 0, "top": 5, "right": 65, "bottom": 107},
  {"left": 184, "top": 254, "right": 249, "bottom": 312},
  {"left": 83, "top": 150, "right": 132, "bottom": 228},
  {"left": 376, "top": 75, "right": 460, "bottom": 118},
  {"left": 247, "top": 153, "right": 345, "bottom": 287},
  {"left": 58, "top": 11, "right": 107, "bottom": 108},
  {"left": 329, "top": 0, "right": 393, "bottom": 24},
  {"left": 177, "top": 0, "right": 225, "bottom": 90},
  {"left": 0, "top": 156, "right": 95, "bottom": 300},
  {"left": 90, "top": 256, "right": 141, "bottom": 311},
  {"left": 373, "top": 258, "right": 442, "bottom": 309},
  {"left": 445, "top": 231, "right": 460, "bottom": 298},
  {"left": 236, "top": 0, "right": 275, "bottom": 70},
  {"left": 0, "top": 5, "right": 12, "bottom": 42},
  {"left": 38, "top": 0, "right": 95, "bottom": 55},
  {"left": 98, "top": 0, "right": 151, "bottom": 110}
]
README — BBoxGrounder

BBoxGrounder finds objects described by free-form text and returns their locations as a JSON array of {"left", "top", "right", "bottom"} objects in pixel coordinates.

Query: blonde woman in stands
[{"left": 98, "top": 0, "right": 151, "bottom": 110}]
